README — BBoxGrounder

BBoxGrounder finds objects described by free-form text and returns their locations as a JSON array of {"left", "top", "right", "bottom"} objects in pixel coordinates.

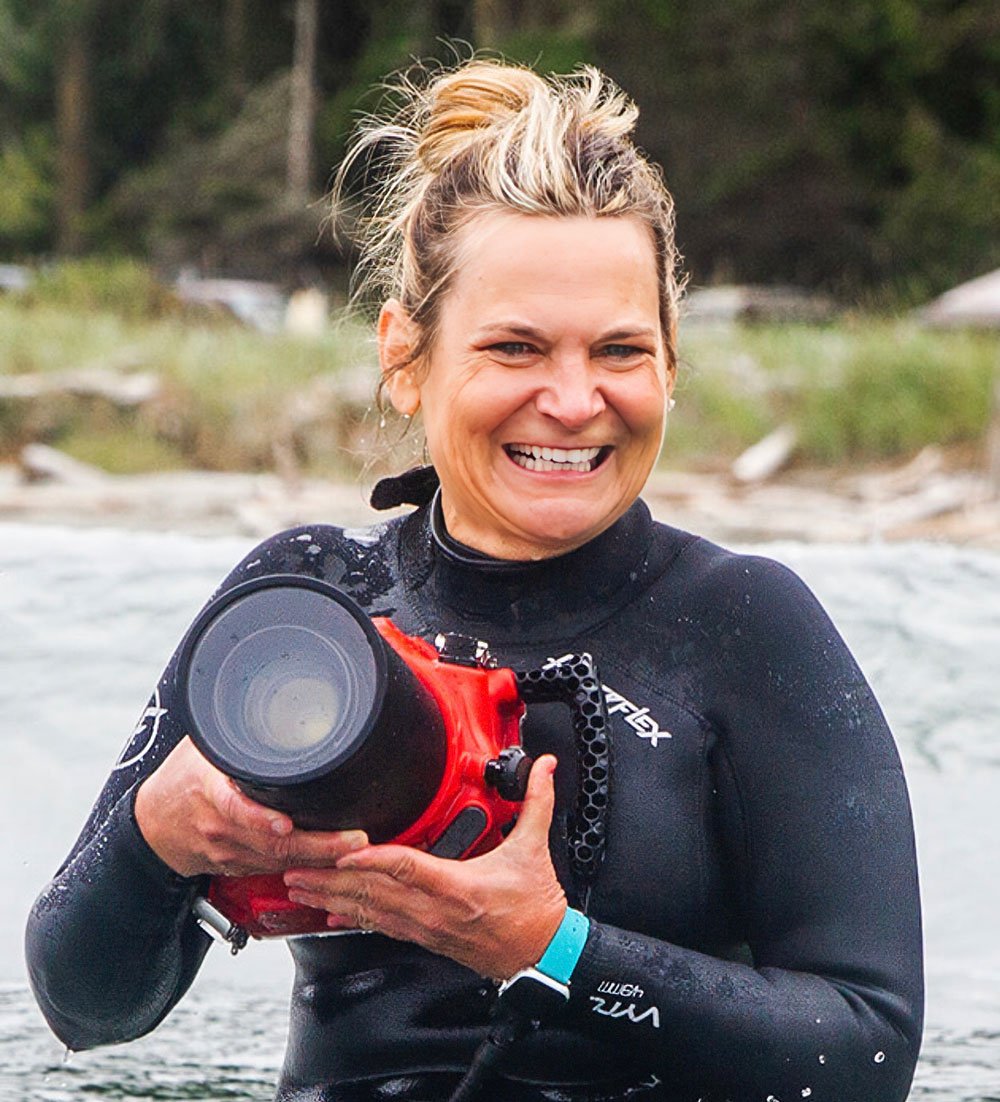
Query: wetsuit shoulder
[
  {"left": 215, "top": 518, "right": 410, "bottom": 614},
  {"left": 567, "top": 540, "right": 923, "bottom": 1100}
]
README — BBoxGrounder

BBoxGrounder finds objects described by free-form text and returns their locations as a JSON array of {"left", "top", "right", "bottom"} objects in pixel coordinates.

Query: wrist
[
  {"left": 133, "top": 778, "right": 197, "bottom": 878},
  {"left": 534, "top": 906, "right": 590, "bottom": 984},
  {"left": 499, "top": 907, "right": 590, "bottom": 1013}
]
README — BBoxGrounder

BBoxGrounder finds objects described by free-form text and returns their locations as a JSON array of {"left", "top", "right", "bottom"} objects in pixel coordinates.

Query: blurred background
[
  {"left": 0, "top": 0, "right": 998, "bottom": 540},
  {"left": 2, "top": 0, "right": 999, "bottom": 296},
  {"left": 2, "top": 6, "right": 1000, "bottom": 1100}
]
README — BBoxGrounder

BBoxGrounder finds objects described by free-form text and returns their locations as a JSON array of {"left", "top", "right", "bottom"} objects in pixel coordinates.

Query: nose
[{"left": 533, "top": 356, "right": 606, "bottom": 428}]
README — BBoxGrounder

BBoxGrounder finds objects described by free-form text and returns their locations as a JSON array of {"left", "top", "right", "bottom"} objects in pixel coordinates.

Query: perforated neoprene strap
[{"left": 515, "top": 655, "right": 610, "bottom": 885}]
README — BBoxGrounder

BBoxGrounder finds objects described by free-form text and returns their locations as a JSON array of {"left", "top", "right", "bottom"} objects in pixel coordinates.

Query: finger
[
  {"left": 333, "top": 843, "right": 444, "bottom": 890},
  {"left": 278, "top": 829, "right": 370, "bottom": 868},
  {"left": 285, "top": 866, "right": 428, "bottom": 922},
  {"left": 176, "top": 736, "right": 293, "bottom": 841},
  {"left": 213, "top": 775, "right": 295, "bottom": 840},
  {"left": 505, "top": 754, "right": 557, "bottom": 843}
]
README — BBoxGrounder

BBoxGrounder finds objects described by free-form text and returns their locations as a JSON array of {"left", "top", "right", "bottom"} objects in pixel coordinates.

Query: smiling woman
[
  {"left": 26, "top": 58, "right": 923, "bottom": 1102},
  {"left": 379, "top": 212, "right": 672, "bottom": 559}
]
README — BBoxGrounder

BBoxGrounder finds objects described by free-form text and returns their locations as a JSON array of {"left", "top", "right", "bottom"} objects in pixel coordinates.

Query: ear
[
  {"left": 377, "top": 299, "right": 422, "bottom": 416},
  {"left": 666, "top": 317, "right": 679, "bottom": 396}
]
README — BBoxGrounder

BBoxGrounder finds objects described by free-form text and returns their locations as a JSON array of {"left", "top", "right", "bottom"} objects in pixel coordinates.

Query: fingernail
[
  {"left": 271, "top": 817, "right": 292, "bottom": 835},
  {"left": 344, "top": 831, "right": 368, "bottom": 849}
]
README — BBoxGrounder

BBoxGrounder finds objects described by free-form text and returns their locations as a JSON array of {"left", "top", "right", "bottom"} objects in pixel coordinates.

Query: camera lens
[
  {"left": 216, "top": 621, "right": 368, "bottom": 761},
  {"left": 177, "top": 574, "right": 447, "bottom": 837},
  {"left": 185, "top": 584, "right": 381, "bottom": 785},
  {"left": 243, "top": 664, "right": 340, "bottom": 751}
]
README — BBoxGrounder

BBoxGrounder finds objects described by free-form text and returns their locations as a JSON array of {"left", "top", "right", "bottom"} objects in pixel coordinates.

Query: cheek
[
  {"left": 617, "top": 379, "right": 667, "bottom": 439},
  {"left": 433, "top": 374, "right": 531, "bottom": 450},
  {"left": 422, "top": 383, "right": 502, "bottom": 463}
]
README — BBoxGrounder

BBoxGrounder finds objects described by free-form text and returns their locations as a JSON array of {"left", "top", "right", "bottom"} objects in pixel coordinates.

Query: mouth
[{"left": 503, "top": 443, "right": 612, "bottom": 473}]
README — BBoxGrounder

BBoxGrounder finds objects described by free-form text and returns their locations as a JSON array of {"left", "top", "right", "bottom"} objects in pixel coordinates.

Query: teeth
[
  {"left": 506, "top": 444, "right": 604, "bottom": 473},
  {"left": 509, "top": 445, "right": 601, "bottom": 462}
]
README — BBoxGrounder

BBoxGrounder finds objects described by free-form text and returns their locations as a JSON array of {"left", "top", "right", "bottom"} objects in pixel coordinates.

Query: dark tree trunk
[
  {"left": 223, "top": 0, "right": 249, "bottom": 110},
  {"left": 473, "top": 0, "right": 593, "bottom": 44},
  {"left": 473, "top": 0, "right": 513, "bottom": 43},
  {"left": 287, "top": 0, "right": 319, "bottom": 204},
  {"left": 55, "top": 13, "right": 93, "bottom": 255}
]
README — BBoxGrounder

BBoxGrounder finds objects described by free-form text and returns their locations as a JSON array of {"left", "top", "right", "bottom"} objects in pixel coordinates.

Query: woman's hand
[
  {"left": 133, "top": 736, "right": 368, "bottom": 878},
  {"left": 282, "top": 755, "right": 567, "bottom": 981}
]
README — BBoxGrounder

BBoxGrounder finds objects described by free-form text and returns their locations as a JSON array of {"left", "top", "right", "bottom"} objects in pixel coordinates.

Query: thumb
[{"left": 506, "top": 754, "right": 557, "bottom": 845}]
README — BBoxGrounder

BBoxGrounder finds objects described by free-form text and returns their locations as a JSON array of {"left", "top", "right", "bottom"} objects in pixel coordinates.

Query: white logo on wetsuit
[
  {"left": 114, "top": 688, "right": 167, "bottom": 770},
  {"left": 589, "top": 994, "right": 661, "bottom": 1029},
  {"left": 543, "top": 654, "right": 672, "bottom": 747},
  {"left": 598, "top": 980, "right": 645, "bottom": 999}
]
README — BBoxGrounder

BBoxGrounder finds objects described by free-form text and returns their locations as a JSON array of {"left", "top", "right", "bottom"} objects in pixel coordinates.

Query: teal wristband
[{"left": 535, "top": 907, "right": 590, "bottom": 985}]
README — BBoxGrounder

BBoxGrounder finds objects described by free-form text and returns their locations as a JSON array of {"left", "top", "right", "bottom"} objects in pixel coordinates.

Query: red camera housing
[{"left": 203, "top": 618, "right": 526, "bottom": 940}]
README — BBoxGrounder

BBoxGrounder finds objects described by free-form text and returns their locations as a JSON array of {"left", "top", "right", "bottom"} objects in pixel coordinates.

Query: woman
[{"left": 26, "top": 60, "right": 923, "bottom": 1102}]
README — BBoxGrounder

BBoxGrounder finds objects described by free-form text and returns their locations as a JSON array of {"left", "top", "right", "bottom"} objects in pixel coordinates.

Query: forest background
[{"left": 1, "top": 0, "right": 999, "bottom": 499}]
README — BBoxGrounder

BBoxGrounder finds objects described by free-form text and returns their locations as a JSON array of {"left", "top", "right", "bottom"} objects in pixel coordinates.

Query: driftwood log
[
  {"left": 1, "top": 452, "right": 998, "bottom": 546},
  {"left": 19, "top": 443, "right": 109, "bottom": 485},
  {"left": 0, "top": 367, "right": 160, "bottom": 407},
  {"left": 731, "top": 424, "right": 798, "bottom": 483}
]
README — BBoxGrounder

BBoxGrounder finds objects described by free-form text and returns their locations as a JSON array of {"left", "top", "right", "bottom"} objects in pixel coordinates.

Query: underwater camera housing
[{"left": 175, "top": 575, "right": 609, "bottom": 945}]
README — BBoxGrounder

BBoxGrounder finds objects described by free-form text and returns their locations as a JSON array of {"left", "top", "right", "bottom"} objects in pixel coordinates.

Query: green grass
[
  {"left": 0, "top": 295, "right": 381, "bottom": 474},
  {"left": 671, "top": 318, "right": 999, "bottom": 468},
  {"left": 56, "top": 423, "right": 188, "bottom": 474},
  {"left": 2, "top": 278, "right": 998, "bottom": 476}
]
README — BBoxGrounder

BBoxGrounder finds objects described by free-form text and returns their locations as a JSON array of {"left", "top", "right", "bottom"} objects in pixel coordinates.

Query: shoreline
[{"left": 2, "top": 449, "right": 998, "bottom": 549}]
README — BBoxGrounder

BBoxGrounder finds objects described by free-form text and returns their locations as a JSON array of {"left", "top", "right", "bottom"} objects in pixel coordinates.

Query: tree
[
  {"left": 591, "top": 0, "right": 1000, "bottom": 297},
  {"left": 223, "top": 0, "right": 249, "bottom": 110},
  {"left": 53, "top": 1, "right": 97, "bottom": 254},
  {"left": 1, "top": 0, "right": 996, "bottom": 293},
  {"left": 287, "top": 0, "right": 319, "bottom": 205}
]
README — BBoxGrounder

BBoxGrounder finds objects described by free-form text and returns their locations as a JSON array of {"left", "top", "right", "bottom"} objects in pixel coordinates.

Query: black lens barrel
[{"left": 176, "top": 575, "right": 447, "bottom": 839}]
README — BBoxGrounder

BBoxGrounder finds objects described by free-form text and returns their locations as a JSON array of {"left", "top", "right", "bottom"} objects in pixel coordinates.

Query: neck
[
  {"left": 403, "top": 493, "right": 658, "bottom": 638},
  {"left": 437, "top": 494, "right": 623, "bottom": 563}
]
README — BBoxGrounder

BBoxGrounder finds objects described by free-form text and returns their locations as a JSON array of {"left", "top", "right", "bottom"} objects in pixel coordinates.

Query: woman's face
[{"left": 380, "top": 212, "right": 674, "bottom": 560}]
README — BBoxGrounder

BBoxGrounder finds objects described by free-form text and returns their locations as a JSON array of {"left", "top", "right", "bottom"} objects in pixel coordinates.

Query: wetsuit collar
[{"left": 403, "top": 489, "right": 658, "bottom": 636}]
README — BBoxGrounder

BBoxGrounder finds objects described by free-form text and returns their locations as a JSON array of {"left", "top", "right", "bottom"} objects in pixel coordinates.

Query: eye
[
  {"left": 487, "top": 341, "right": 538, "bottom": 361},
  {"left": 599, "top": 343, "right": 650, "bottom": 367}
]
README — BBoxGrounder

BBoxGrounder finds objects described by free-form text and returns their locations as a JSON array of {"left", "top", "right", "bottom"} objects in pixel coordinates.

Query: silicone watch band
[{"left": 535, "top": 907, "right": 590, "bottom": 985}]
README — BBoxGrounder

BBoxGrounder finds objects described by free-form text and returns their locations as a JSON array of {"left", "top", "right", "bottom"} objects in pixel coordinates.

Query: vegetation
[
  {"left": 676, "top": 322, "right": 998, "bottom": 466},
  {"left": 0, "top": 268, "right": 380, "bottom": 475},
  {"left": 2, "top": 262, "right": 996, "bottom": 477},
  {"left": 2, "top": 4, "right": 997, "bottom": 480},
  {"left": 1, "top": 1, "right": 999, "bottom": 302}
]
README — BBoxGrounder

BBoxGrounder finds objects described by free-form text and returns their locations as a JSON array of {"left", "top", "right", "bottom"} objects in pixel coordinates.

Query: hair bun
[
  {"left": 331, "top": 56, "right": 682, "bottom": 374},
  {"left": 417, "top": 62, "right": 544, "bottom": 172}
]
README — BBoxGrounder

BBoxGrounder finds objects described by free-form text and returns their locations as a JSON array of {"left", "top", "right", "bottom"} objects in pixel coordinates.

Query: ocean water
[{"left": 1, "top": 523, "right": 998, "bottom": 1101}]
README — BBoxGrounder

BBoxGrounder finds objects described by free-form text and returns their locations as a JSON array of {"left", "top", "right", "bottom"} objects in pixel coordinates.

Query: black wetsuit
[{"left": 26, "top": 493, "right": 923, "bottom": 1102}]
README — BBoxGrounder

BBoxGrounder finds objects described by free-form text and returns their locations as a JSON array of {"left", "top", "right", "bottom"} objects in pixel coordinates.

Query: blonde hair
[{"left": 333, "top": 58, "right": 683, "bottom": 377}]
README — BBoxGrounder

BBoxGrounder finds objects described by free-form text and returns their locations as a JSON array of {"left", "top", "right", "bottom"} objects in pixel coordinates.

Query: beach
[{"left": 2, "top": 446, "right": 998, "bottom": 549}]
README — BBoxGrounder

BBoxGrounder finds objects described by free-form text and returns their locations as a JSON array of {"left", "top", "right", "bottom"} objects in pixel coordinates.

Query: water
[{"left": 1, "top": 523, "right": 998, "bottom": 1101}]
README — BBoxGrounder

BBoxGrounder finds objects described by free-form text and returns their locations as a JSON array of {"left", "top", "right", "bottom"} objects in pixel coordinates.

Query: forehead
[{"left": 443, "top": 212, "right": 660, "bottom": 326}]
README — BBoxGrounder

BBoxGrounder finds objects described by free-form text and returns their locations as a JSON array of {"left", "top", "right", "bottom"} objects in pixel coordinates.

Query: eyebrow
[
  {"left": 474, "top": 323, "right": 548, "bottom": 342},
  {"left": 474, "top": 323, "right": 658, "bottom": 343},
  {"left": 599, "top": 327, "right": 658, "bottom": 343}
]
